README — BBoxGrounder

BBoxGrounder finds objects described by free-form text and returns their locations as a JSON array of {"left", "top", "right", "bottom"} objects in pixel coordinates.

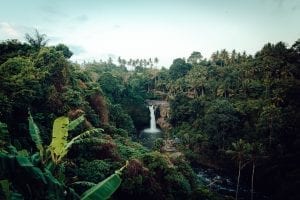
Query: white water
[{"left": 143, "top": 105, "right": 160, "bottom": 133}]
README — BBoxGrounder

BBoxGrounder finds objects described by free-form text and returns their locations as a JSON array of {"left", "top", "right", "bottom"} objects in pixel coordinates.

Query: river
[{"left": 194, "top": 165, "right": 270, "bottom": 200}]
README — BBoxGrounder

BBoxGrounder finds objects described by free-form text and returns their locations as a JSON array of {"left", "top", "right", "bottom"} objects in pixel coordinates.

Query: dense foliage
[
  {"left": 162, "top": 42, "right": 300, "bottom": 200},
  {"left": 0, "top": 32, "right": 299, "bottom": 200},
  {"left": 0, "top": 34, "right": 206, "bottom": 200}
]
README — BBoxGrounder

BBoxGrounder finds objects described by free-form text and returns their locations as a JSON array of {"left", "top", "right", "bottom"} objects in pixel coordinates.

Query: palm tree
[
  {"left": 25, "top": 29, "right": 48, "bottom": 50},
  {"left": 249, "top": 142, "right": 264, "bottom": 200},
  {"left": 154, "top": 57, "right": 159, "bottom": 67},
  {"left": 226, "top": 139, "right": 251, "bottom": 200}
]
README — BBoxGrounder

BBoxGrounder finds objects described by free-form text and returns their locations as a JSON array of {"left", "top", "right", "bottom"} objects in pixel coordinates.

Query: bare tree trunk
[
  {"left": 194, "top": 88, "right": 198, "bottom": 97},
  {"left": 251, "top": 162, "right": 256, "bottom": 200},
  {"left": 222, "top": 131, "right": 225, "bottom": 150},
  {"left": 269, "top": 116, "right": 273, "bottom": 147},
  {"left": 236, "top": 161, "right": 241, "bottom": 200}
]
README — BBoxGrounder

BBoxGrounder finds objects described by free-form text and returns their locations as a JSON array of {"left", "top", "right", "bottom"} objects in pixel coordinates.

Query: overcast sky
[{"left": 0, "top": 0, "right": 299, "bottom": 67}]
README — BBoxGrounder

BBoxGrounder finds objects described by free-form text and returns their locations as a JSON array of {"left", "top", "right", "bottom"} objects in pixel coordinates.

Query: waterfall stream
[
  {"left": 139, "top": 105, "right": 162, "bottom": 148},
  {"left": 144, "top": 105, "right": 160, "bottom": 133},
  {"left": 194, "top": 167, "right": 270, "bottom": 200}
]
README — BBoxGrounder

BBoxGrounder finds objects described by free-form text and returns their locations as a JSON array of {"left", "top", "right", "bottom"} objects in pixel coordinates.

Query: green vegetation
[
  {"left": 165, "top": 41, "right": 300, "bottom": 200},
  {"left": 0, "top": 32, "right": 299, "bottom": 200}
]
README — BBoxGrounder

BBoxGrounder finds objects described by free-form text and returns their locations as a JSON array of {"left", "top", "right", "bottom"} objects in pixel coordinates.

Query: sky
[{"left": 0, "top": 0, "right": 299, "bottom": 67}]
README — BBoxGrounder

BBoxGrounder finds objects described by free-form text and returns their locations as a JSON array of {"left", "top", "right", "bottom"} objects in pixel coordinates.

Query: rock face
[{"left": 146, "top": 100, "right": 171, "bottom": 132}]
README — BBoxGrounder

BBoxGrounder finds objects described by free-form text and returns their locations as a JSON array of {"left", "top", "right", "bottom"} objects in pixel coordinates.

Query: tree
[
  {"left": 0, "top": 57, "right": 44, "bottom": 109},
  {"left": 256, "top": 104, "right": 283, "bottom": 147},
  {"left": 169, "top": 58, "right": 192, "bottom": 80},
  {"left": 249, "top": 142, "right": 264, "bottom": 200},
  {"left": 187, "top": 51, "right": 203, "bottom": 65},
  {"left": 219, "top": 49, "right": 230, "bottom": 66},
  {"left": 0, "top": 39, "right": 32, "bottom": 65},
  {"left": 226, "top": 139, "right": 251, "bottom": 200},
  {"left": 203, "top": 99, "right": 239, "bottom": 149},
  {"left": 230, "top": 49, "right": 237, "bottom": 64},
  {"left": 154, "top": 57, "right": 159, "bottom": 67},
  {"left": 185, "top": 66, "right": 207, "bottom": 97},
  {"left": 34, "top": 47, "right": 70, "bottom": 92},
  {"left": 25, "top": 29, "right": 48, "bottom": 50},
  {"left": 216, "top": 66, "right": 237, "bottom": 98},
  {"left": 55, "top": 44, "right": 73, "bottom": 58}
]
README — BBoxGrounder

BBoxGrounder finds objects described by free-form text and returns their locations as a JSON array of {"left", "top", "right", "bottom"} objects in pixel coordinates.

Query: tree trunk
[
  {"left": 194, "top": 88, "right": 198, "bottom": 97},
  {"left": 222, "top": 132, "right": 225, "bottom": 150},
  {"left": 236, "top": 161, "right": 241, "bottom": 200},
  {"left": 269, "top": 116, "right": 273, "bottom": 147},
  {"left": 251, "top": 161, "right": 256, "bottom": 200}
]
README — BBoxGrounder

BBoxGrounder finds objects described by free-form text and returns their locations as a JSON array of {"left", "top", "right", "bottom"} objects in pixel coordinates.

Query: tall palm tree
[
  {"left": 154, "top": 57, "right": 159, "bottom": 67},
  {"left": 249, "top": 142, "right": 264, "bottom": 200},
  {"left": 25, "top": 29, "right": 48, "bottom": 50},
  {"left": 226, "top": 139, "right": 251, "bottom": 200}
]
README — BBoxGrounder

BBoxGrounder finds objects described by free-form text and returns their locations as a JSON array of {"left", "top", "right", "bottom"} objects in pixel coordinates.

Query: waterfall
[
  {"left": 140, "top": 104, "right": 162, "bottom": 149},
  {"left": 143, "top": 105, "right": 160, "bottom": 133},
  {"left": 149, "top": 105, "right": 157, "bottom": 130}
]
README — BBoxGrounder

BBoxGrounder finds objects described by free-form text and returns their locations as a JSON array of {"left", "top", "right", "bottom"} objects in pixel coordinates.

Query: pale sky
[{"left": 0, "top": 0, "right": 299, "bottom": 67}]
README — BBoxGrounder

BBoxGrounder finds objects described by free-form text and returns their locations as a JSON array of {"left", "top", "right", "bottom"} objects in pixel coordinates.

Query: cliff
[{"left": 146, "top": 100, "right": 171, "bottom": 132}]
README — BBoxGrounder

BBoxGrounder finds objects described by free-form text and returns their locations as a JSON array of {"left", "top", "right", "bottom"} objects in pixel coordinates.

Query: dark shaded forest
[{"left": 0, "top": 32, "right": 299, "bottom": 200}]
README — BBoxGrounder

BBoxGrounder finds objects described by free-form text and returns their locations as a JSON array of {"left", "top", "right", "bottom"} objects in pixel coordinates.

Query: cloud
[
  {"left": 0, "top": 22, "right": 20, "bottom": 39},
  {"left": 0, "top": 23, "right": 46, "bottom": 42}
]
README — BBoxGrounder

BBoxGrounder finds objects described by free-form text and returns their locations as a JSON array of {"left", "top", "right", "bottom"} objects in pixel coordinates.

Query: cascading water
[
  {"left": 140, "top": 105, "right": 162, "bottom": 148},
  {"left": 144, "top": 105, "right": 160, "bottom": 133}
]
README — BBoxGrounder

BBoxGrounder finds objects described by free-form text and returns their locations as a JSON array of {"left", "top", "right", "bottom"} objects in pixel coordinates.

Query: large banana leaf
[
  {"left": 80, "top": 162, "right": 128, "bottom": 200},
  {"left": 0, "top": 152, "right": 12, "bottom": 177},
  {"left": 48, "top": 117, "right": 69, "bottom": 163},
  {"left": 80, "top": 173, "right": 122, "bottom": 200},
  {"left": 65, "top": 128, "right": 103, "bottom": 150},
  {"left": 10, "top": 192, "right": 23, "bottom": 200},
  {"left": 28, "top": 112, "right": 43, "bottom": 156},
  {"left": 16, "top": 156, "right": 47, "bottom": 184},
  {"left": 16, "top": 156, "right": 33, "bottom": 167},
  {"left": 68, "top": 115, "right": 85, "bottom": 131},
  {"left": 49, "top": 116, "right": 101, "bottom": 163}
]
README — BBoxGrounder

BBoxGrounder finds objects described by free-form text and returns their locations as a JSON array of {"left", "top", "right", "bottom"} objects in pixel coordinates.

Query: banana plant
[
  {"left": 0, "top": 113, "right": 127, "bottom": 199},
  {"left": 81, "top": 161, "right": 128, "bottom": 200},
  {"left": 0, "top": 150, "right": 80, "bottom": 199},
  {"left": 28, "top": 113, "right": 44, "bottom": 158},
  {"left": 47, "top": 115, "right": 102, "bottom": 164},
  {"left": 28, "top": 111, "right": 100, "bottom": 164}
]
